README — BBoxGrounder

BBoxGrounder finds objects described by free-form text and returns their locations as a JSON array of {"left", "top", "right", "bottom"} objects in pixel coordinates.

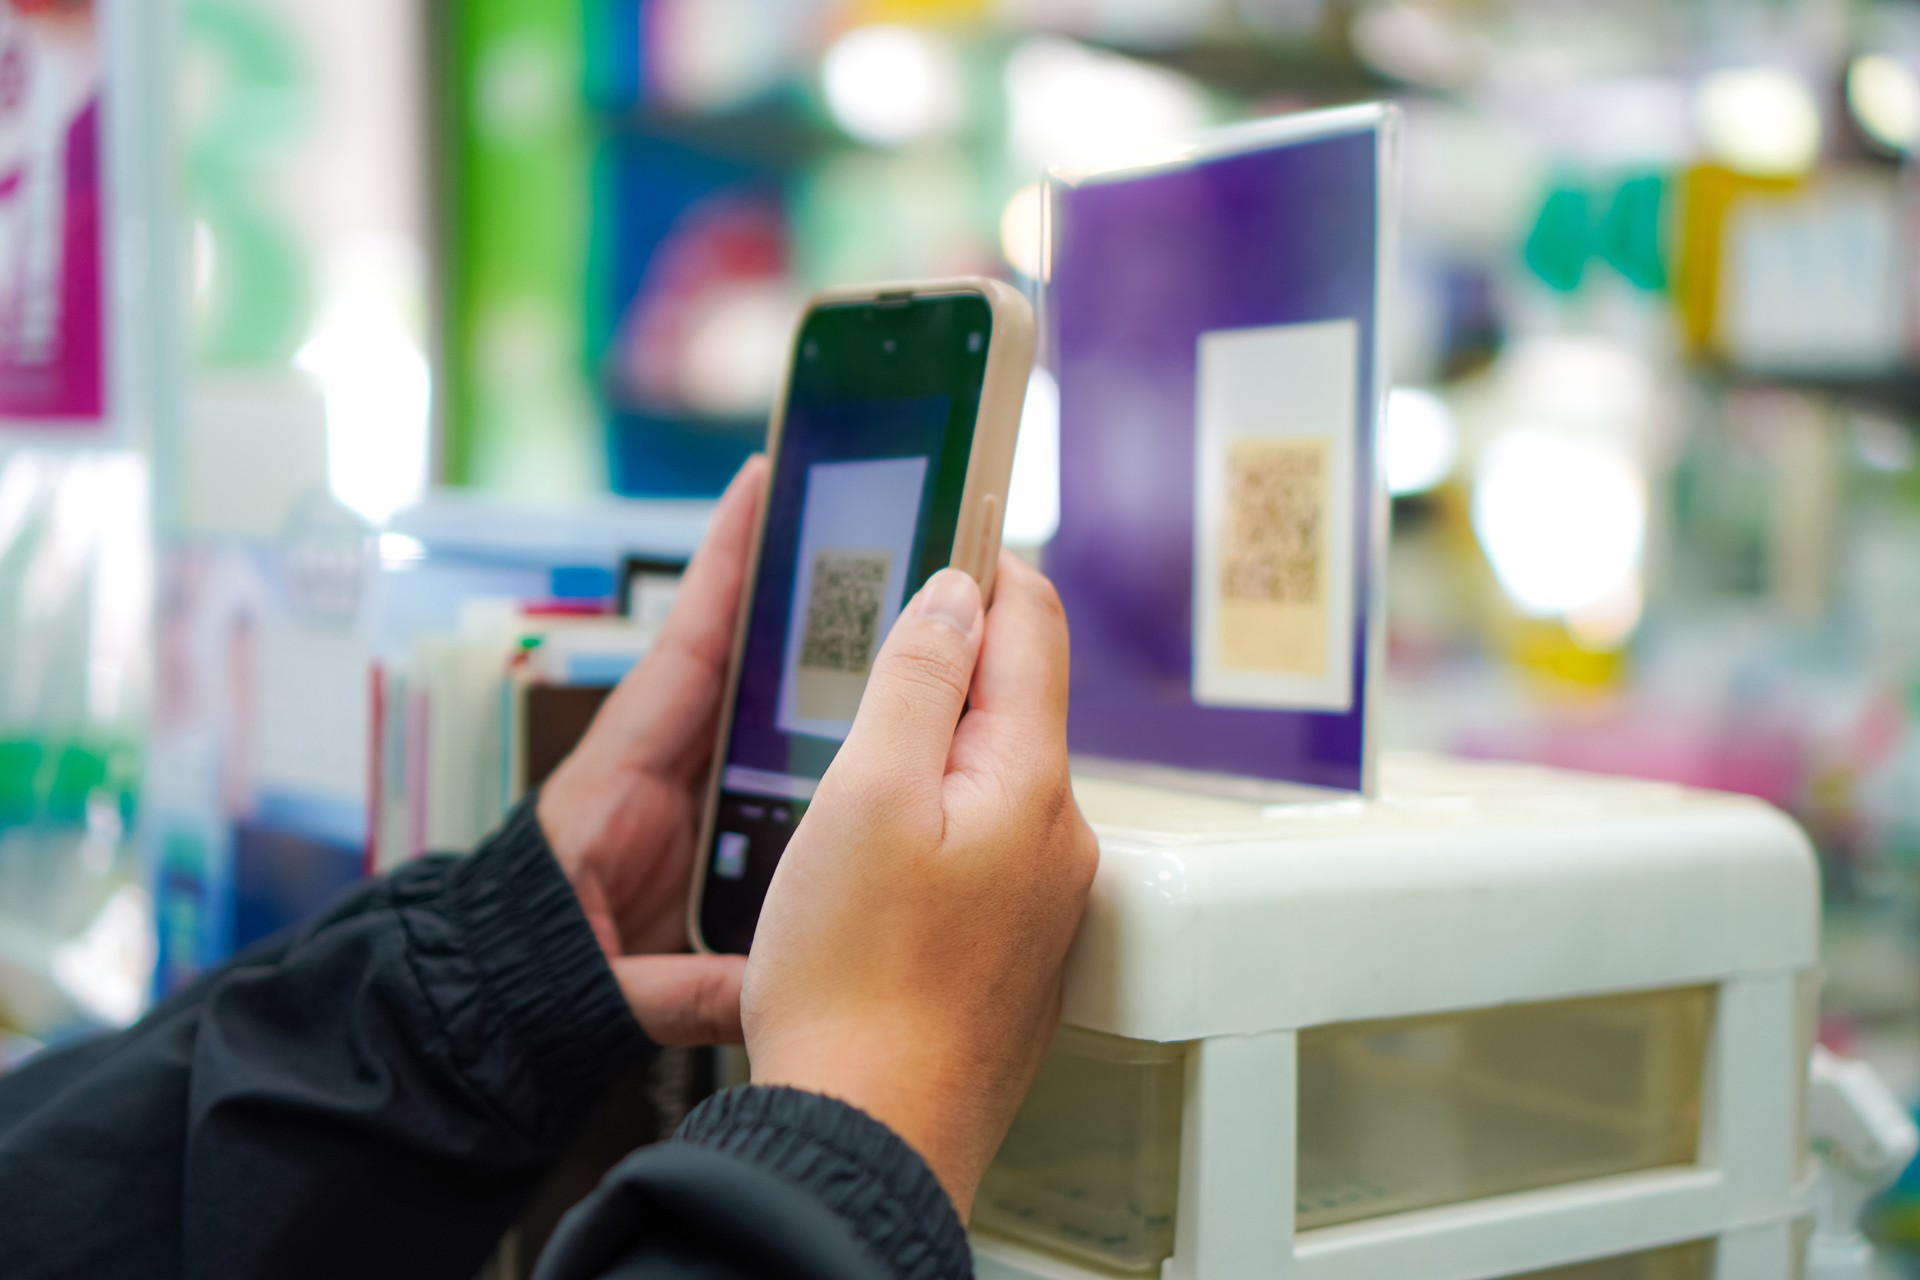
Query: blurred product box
[{"left": 143, "top": 493, "right": 709, "bottom": 996}]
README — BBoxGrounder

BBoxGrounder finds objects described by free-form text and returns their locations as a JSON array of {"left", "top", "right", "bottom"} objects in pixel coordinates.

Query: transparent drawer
[
  {"left": 974, "top": 1027, "right": 1187, "bottom": 1274},
  {"left": 1505, "top": 1238, "right": 1713, "bottom": 1279},
  {"left": 1298, "top": 986, "right": 1714, "bottom": 1230}
]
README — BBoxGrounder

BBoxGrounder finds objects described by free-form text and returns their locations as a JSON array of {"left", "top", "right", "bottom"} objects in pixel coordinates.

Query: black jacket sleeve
[
  {"left": 535, "top": 1087, "right": 974, "bottom": 1280},
  {"left": 0, "top": 804, "right": 975, "bottom": 1280},
  {"left": 0, "top": 803, "right": 650, "bottom": 1280}
]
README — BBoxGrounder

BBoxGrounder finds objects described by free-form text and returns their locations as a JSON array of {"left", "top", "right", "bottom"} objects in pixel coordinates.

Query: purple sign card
[{"left": 1043, "top": 105, "right": 1396, "bottom": 795}]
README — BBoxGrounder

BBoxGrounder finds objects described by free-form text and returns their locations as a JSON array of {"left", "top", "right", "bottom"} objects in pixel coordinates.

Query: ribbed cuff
[
  {"left": 401, "top": 800, "right": 651, "bottom": 1140},
  {"left": 677, "top": 1086, "right": 972, "bottom": 1280}
]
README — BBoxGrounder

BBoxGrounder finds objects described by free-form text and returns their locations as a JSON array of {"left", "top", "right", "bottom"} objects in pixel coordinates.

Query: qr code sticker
[
  {"left": 798, "top": 550, "right": 891, "bottom": 675},
  {"left": 1220, "top": 439, "right": 1325, "bottom": 606}
]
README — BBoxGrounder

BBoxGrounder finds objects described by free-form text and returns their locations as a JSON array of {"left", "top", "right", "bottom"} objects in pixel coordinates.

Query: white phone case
[{"left": 686, "top": 277, "right": 1036, "bottom": 954}]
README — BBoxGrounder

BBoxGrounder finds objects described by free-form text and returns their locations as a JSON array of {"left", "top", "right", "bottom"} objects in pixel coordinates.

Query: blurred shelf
[
  {"left": 1719, "top": 369, "right": 1920, "bottom": 421},
  {"left": 601, "top": 390, "right": 768, "bottom": 436},
  {"left": 1092, "top": 34, "right": 1384, "bottom": 100},
  {"left": 601, "top": 99, "right": 838, "bottom": 169}
]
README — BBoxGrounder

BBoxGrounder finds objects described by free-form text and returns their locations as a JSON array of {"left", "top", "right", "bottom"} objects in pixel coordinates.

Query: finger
[
  {"left": 612, "top": 953, "right": 747, "bottom": 1046},
  {"left": 581, "top": 455, "right": 768, "bottom": 773},
  {"left": 653, "top": 454, "right": 770, "bottom": 673},
  {"left": 944, "top": 555, "right": 1072, "bottom": 799},
  {"left": 836, "top": 568, "right": 985, "bottom": 786},
  {"left": 963, "top": 552, "right": 1071, "bottom": 737}
]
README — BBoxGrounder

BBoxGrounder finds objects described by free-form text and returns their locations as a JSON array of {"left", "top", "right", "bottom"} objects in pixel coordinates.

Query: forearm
[{"left": 0, "top": 803, "right": 651, "bottom": 1280}]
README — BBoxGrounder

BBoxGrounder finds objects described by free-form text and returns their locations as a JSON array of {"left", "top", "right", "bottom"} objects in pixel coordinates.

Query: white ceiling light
[
  {"left": 998, "top": 182, "right": 1047, "bottom": 279},
  {"left": 1005, "top": 36, "right": 1210, "bottom": 176},
  {"left": 1472, "top": 429, "right": 1646, "bottom": 617},
  {"left": 295, "top": 239, "right": 433, "bottom": 527},
  {"left": 1849, "top": 54, "right": 1920, "bottom": 152},
  {"left": 1696, "top": 67, "right": 1822, "bottom": 177},
  {"left": 1004, "top": 366, "right": 1060, "bottom": 547},
  {"left": 1384, "top": 387, "right": 1456, "bottom": 495},
  {"left": 822, "top": 25, "right": 962, "bottom": 147}
]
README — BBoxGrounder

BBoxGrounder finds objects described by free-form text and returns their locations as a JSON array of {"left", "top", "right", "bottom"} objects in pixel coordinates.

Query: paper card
[
  {"left": 1193, "top": 320, "right": 1357, "bottom": 711},
  {"left": 776, "top": 456, "right": 928, "bottom": 740}
]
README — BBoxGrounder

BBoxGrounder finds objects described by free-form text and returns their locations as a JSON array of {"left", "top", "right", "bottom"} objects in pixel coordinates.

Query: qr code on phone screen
[
  {"left": 798, "top": 551, "right": 890, "bottom": 674},
  {"left": 1220, "top": 440, "right": 1325, "bottom": 606}
]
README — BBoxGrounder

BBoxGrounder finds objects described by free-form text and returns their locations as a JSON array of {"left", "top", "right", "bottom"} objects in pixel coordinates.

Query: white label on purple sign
[{"left": 1192, "top": 319, "right": 1357, "bottom": 712}]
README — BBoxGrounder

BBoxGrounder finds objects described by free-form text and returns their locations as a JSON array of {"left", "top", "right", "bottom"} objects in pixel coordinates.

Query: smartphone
[{"left": 689, "top": 278, "right": 1035, "bottom": 955}]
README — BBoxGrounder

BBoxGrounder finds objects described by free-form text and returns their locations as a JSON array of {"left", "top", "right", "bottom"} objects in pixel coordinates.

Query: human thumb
[{"left": 838, "top": 569, "right": 984, "bottom": 783}]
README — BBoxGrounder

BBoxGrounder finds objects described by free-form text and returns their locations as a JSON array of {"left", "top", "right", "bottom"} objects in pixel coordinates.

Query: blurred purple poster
[
  {"left": 0, "top": 0, "right": 103, "bottom": 429},
  {"left": 1044, "top": 105, "right": 1395, "bottom": 794}
]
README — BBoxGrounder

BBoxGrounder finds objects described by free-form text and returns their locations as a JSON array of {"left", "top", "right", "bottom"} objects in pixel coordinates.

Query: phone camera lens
[{"left": 883, "top": 339, "right": 897, "bottom": 354}]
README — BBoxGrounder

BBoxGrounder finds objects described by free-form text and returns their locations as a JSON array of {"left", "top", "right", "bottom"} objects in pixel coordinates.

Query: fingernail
[{"left": 916, "top": 569, "right": 981, "bottom": 635}]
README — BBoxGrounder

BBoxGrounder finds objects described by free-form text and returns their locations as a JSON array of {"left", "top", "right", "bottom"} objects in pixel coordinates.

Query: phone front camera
[{"left": 883, "top": 339, "right": 897, "bottom": 354}]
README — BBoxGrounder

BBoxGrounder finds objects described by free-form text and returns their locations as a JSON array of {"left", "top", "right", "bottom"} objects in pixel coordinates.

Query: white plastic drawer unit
[
  {"left": 1295, "top": 987, "right": 1715, "bottom": 1232},
  {"left": 970, "top": 755, "right": 1820, "bottom": 1280},
  {"left": 1505, "top": 1239, "right": 1716, "bottom": 1279}
]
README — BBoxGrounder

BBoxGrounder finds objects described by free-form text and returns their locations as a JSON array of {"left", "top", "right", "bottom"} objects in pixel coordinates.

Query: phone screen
[{"left": 698, "top": 290, "right": 995, "bottom": 953}]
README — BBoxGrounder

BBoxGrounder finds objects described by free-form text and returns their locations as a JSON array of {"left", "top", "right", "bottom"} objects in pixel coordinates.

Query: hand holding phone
[
  {"left": 537, "top": 458, "right": 771, "bottom": 1045},
  {"left": 536, "top": 284, "right": 1099, "bottom": 1216},
  {"left": 691, "top": 278, "right": 1035, "bottom": 954},
  {"left": 741, "top": 553, "right": 1099, "bottom": 1219}
]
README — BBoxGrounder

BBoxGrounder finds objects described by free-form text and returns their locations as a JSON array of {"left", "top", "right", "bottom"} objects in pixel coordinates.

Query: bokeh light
[
  {"left": 998, "top": 182, "right": 1046, "bottom": 280},
  {"left": 1696, "top": 67, "right": 1822, "bottom": 177},
  {"left": 1848, "top": 54, "right": 1920, "bottom": 152},
  {"left": 1472, "top": 429, "right": 1647, "bottom": 618},
  {"left": 822, "top": 24, "right": 962, "bottom": 147},
  {"left": 1384, "top": 387, "right": 1457, "bottom": 496}
]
